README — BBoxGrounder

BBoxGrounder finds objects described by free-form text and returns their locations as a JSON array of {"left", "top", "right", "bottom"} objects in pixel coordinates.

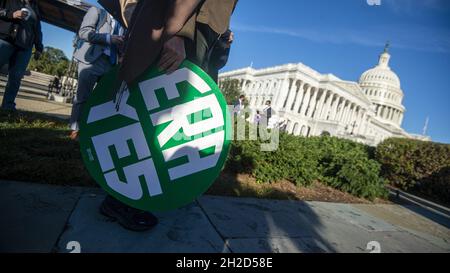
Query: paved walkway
[
  {"left": 0, "top": 89, "right": 72, "bottom": 120},
  {"left": 2, "top": 87, "right": 448, "bottom": 253},
  {"left": 1, "top": 180, "right": 448, "bottom": 253}
]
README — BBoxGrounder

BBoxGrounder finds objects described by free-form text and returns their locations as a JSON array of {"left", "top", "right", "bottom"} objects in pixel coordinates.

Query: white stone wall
[{"left": 219, "top": 61, "right": 415, "bottom": 146}]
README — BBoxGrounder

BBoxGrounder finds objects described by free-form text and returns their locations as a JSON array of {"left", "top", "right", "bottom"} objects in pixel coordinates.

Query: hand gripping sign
[{"left": 79, "top": 61, "right": 231, "bottom": 211}]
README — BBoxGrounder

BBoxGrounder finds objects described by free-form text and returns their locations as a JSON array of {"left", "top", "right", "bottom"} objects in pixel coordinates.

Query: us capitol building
[{"left": 219, "top": 45, "right": 430, "bottom": 146}]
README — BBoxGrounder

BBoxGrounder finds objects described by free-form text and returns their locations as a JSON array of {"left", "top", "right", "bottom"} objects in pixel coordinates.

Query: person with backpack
[
  {"left": 0, "top": 0, "right": 43, "bottom": 111},
  {"left": 69, "top": 6, "right": 125, "bottom": 141}
]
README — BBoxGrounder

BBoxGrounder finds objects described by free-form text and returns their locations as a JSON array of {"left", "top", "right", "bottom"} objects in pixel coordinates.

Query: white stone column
[
  {"left": 300, "top": 86, "right": 312, "bottom": 117},
  {"left": 344, "top": 102, "right": 352, "bottom": 124},
  {"left": 346, "top": 105, "right": 353, "bottom": 133},
  {"left": 355, "top": 109, "right": 362, "bottom": 135},
  {"left": 330, "top": 96, "right": 340, "bottom": 121},
  {"left": 350, "top": 105, "right": 357, "bottom": 124},
  {"left": 358, "top": 112, "right": 366, "bottom": 135},
  {"left": 269, "top": 80, "right": 276, "bottom": 97},
  {"left": 351, "top": 106, "right": 359, "bottom": 133},
  {"left": 345, "top": 104, "right": 353, "bottom": 126},
  {"left": 342, "top": 102, "right": 352, "bottom": 125},
  {"left": 383, "top": 106, "right": 389, "bottom": 120},
  {"left": 320, "top": 92, "right": 333, "bottom": 120},
  {"left": 364, "top": 115, "right": 370, "bottom": 135},
  {"left": 293, "top": 82, "right": 306, "bottom": 113},
  {"left": 251, "top": 81, "right": 257, "bottom": 95},
  {"left": 267, "top": 80, "right": 274, "bottom": 97},
  {"left": 253, "top": 96, "right": 258, "bottom": 107},
  {"left": 249, "top": 96, "right": 254, "bottom": 106},
  {"left": 390, "top": 108, "right": 396, "bottom": 121},
  {"left": 306, "top": 88, "right": 318, "bottom": 118},
  {"left": 243, "top": 80, "right": 249, "bottom": 92},
  {"left": 249, "top": 82, "right": 255, "bottom": 95},
  {"left": 272, "top": 79, "right": 282, "bottom": 107},
  {"left": 337, "top": 100, "right": 348, "bottom": 123},
  {"left": 284, "top": 80, "right": 298, "bottom": 111},
  {"left": 346, "top": 104, "right": 353, "bottom": 125},
  {"left": 335, "top": 100, "right": 343, "bottom": 122},
  {"left": 275, "top": 78, "right": 290, "bottom": 110},
  {"left": 379, "top": 105, "right": 384, "bottom": 118},
  {"left": 309, "top": 89, "right": 321, "bottom": 119},
  {"left": 312, "top": 88, "right": 323, "bottom": 118},
  {"left": 314, "top": 90, "right": 327, "bottom": 119}
]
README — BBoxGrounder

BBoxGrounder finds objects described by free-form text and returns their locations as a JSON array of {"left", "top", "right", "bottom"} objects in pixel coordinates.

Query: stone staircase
[
  {"left": 0, "top": 70, "right": 78, "bottom": 103},
  {"left": 0, "top": 71, "right": 54, "bottom": 100}
]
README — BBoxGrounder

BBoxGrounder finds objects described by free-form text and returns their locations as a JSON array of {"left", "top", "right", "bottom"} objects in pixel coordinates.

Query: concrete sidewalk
[
  {"left": 0, "top": 91, "right": 72, "bottom": 120},
  {"left": 0, "top": 180, "right": 449, "bottom": 253}
]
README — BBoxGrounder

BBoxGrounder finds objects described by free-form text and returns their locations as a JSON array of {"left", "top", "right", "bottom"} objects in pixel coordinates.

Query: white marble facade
[{"left": 219, "top": 47, "right": 429, "bottom": 146}]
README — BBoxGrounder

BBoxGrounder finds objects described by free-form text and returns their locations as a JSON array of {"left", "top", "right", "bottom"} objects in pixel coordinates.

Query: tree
[
  {"left": 28, "top": 47, "right": 70, "bottom": 77},
  {"left": 220, "top": 78, "right": 243, "bottom": 105}
]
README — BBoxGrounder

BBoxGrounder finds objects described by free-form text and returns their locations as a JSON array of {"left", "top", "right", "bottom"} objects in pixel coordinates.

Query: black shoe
[{"left": 100, "top": 195, "right": 158, "bottom": 232}]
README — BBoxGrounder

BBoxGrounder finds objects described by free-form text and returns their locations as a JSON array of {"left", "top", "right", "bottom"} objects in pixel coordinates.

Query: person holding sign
[
  {"left": 93, "top": 0, "right": 238, "bottom": 232},
  {"left": 69, "top": 6, "right": 125, "bottom": 141},
  {"left": 100, "top": 0, "right": 238, "bottom": 83}
]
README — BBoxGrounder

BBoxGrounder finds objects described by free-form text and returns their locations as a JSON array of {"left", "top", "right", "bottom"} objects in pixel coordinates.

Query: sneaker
[{"left": 100, "top": 195, "right": 158, "bottom": 232}]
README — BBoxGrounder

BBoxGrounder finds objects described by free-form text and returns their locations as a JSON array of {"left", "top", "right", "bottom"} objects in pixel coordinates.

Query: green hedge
[
  {"left": 376, "top": 138, "right": 450, "bottom": 203},
  {"left": 226, "top": 129, "right": 388, "bottom": 200}
]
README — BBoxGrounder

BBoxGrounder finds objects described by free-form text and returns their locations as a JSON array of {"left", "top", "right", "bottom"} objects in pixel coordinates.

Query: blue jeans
[{"left": 0, "top": 39, "right": 33, "bottom": 110}]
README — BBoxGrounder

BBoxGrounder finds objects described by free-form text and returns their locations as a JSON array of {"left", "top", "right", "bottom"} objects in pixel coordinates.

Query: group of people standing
[
  {"left": 233, "top": 95, "right": 273, "bottom": 128},
  {"left": 1, "top": 0, "right": 238, "bottom": 232}
]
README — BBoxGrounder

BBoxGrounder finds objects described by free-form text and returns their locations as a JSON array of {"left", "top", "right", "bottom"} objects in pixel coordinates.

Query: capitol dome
[
  {"left": 359, "top": 61, "right": 401, "bottom": 89},
  {"left": 359, "top": 43, "right": 405, "bottom": 128}
]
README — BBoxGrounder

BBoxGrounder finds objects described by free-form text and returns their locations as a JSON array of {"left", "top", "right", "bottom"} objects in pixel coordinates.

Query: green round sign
[{"left": 79, "top": 61, "right": 231, "bottom": 212}]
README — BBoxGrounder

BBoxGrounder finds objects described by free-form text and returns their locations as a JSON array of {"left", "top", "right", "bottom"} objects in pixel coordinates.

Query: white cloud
[
  {"left": 232, "top": 23, "right": 450, "bottom": 54},
  {"left": 383, "top": 0, "right": 449, "bottom": 14}
]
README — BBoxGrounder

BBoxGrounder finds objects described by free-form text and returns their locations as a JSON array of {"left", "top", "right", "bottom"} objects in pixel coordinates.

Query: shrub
[
  {"left": 225, "top": 126, "right": 387, "bottom": 200},
  {"left": 418, "top": 166, "right": 450, "bottom": 205},
  {"left": 318, "top": 137, "right": 388, "bottom": 200},
  {"left": 376, "top": 138, "right": 450, "bottom": 202},
  {"left": 375, "top": 138, "right": 450, "bottom": 189}
]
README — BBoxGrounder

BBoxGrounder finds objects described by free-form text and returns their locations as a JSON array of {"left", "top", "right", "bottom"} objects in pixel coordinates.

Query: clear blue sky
[{"left": 41, "top": 0, "right": 450, "bottom": 143}]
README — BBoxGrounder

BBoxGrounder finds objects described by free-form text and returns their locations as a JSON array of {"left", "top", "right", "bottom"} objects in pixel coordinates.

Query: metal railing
[{"left": 387, "top": 185, "right": 450, "bottom": 219}]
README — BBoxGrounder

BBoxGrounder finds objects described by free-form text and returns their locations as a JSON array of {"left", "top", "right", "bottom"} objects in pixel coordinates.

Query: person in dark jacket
[
  {"left": 263, "top": 100, "right": 273, "bottom": 126},
  {"left": 208, "top": 29, "right": 234, "bottom": 82},
  {"left": 96, "top": 0, "right": 238, "bottom": 232},
  {"left": 99, "top": 0, "right": 237, "bottom": 85},
  {"left": 0, "top": 0, "right": 43, "bottom": 110}
]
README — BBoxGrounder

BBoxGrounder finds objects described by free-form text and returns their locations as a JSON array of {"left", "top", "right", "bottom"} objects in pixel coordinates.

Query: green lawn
[
  {"left": 0, "top": 109, "right": 380, "bottom": 204},
  {"left": 0, "top": 110, "right": 95, "bottom": 187}
]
